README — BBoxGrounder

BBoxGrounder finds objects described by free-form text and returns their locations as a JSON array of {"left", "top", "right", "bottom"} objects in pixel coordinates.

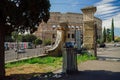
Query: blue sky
[{"left": 50, "top": 0, "right": 120, "bottom": 36}]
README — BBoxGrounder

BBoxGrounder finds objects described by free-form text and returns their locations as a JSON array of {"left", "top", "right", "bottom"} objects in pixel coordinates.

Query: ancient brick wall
[{"left": 34, "top": 12, "right": 102, "bottom": 44}]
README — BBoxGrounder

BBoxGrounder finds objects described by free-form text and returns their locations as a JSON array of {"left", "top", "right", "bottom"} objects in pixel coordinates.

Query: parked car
[
  {"left": 17, "top": 48, "right": 26, "bottom": 53},
  {"left": 5, "top": 46, "right": 9, "bottom": 51},
  {"left": 114, "top": 43, "right": 120, "bottom": 47},
  {"left": 99, "top": 43, "right": 106, "bottom": 48}
]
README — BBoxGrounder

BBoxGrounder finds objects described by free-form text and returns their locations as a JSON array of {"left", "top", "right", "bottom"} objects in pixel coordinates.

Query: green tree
[
  {"left": 11, "top": 31, "right": 19, "bottom": 42},
  {"left": 106, "top": 28, "right": 112, "bottom": 42},
  {"left": 23, "top": 34, "right": 37, "bottom": 42},
  {"left": 20, "top": 35, "right": 26, "bottom": 42},
  {"left": 34, "top": 38, "right": 42, "bottom": 45},
  {"left": 44, "top": 39, "right": 51, "bottom": 46},
  {"left": 103, "top": 27, "right": 107, "bottom": 42},
  {"left": 17, "top": 35, "right": 23, "bottom": 42},
  {"left": 5, "top": 36, "right": 14, "bottom": 42},
  {"left": 12, "top": 34, "right": 37, "bottom": 42},
  {"left": 115, "top": 37, "right": 120, "bottom": 42},
  {"left": 0, "top": 0, "right": 50, "bottom": 79},
  {"left": 111, "top": 18, "right": 114, "bottom": 41}
]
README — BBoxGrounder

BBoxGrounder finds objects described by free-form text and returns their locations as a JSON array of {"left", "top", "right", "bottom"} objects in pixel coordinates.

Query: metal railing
[{"left": 5, "top": 46, "right": 46, "bottom": 63}]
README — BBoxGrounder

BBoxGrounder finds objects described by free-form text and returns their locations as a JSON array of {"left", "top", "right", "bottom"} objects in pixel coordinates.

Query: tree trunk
[
  {"left": 94, "top": 24, "right": 97, "bottom": 57},
  {"left": 0, "top": 26, "right": 5, "bottom": 80}
]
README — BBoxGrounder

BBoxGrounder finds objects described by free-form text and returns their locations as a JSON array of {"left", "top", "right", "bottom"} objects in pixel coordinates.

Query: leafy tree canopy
[
  {"left": 0, "top": 0, "right": 51, "bottom": 34},
  {"left": 0, "top": 0, "right": 50, "bottom": 79}
]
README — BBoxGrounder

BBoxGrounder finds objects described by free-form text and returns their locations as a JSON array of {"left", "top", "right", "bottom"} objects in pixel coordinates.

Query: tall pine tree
[
  {"left": 103, "top": 27, "right": 106, "bottom": 42},
  {"left": 106, "top": 28, "right": 111, "bottom": 42},
  {"left": 111, "top": 18, "right": 114, "bottom": 41}
]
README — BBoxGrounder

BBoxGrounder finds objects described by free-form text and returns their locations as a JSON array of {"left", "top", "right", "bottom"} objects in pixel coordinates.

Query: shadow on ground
[
  {"left": 6, "top": 70, "right": 120, "bottom": 80},
  {"left": 97, "top": 56, "right": 120, "bottom": 62}
]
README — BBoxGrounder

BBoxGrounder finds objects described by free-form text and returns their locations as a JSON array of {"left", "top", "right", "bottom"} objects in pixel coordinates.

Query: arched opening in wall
[
  {"left": 68, "top": 33, "right": 70, "bottom": 38},
  {"left": 52, "top": 42, "right": 55, "bottom": 45},
  {"left": 76, "top": 26, "right": 79, "bottom": 29},
  {"left": 72, "top": 34, "right": 75, "bottom": 38},
  {"left": 71, "top": 26, "right": 75, "bottom": 29},
  {"left": 52, "top": 25, "right": 56, "bottom": 30},
  {"left": 52, "top": 34, "right": 56, "bottom": 38},
  {"left": 68, "top": 26, "right": 71, "bottom": 28}
]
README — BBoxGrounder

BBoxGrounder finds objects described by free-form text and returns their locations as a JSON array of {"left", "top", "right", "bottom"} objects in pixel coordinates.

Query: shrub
[
  {"left": 34, "top": 38, "right": 42, "bottom": 45},
  {"left": 115, "top": 37, "right": 120, "bottom": 42},
  {"left": 43, "top": 39, "right": 51, "bottom": 46}
]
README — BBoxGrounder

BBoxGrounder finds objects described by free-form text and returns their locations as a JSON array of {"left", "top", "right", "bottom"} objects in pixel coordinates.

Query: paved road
[
  {"left": 97, "top": 44, "right": 120, "bottom": 61},
  {"left": 5, "top": 43, "right": 120, "bottom": 63}
]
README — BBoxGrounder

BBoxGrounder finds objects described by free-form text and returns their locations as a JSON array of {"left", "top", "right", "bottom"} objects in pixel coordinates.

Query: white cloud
[
  {"left": 98, "top": 9, "right": 119, "bottom": 15},
  {"left": 102, "top": 13, "right": 120, "bottom": 28},
  {"left": 94, "top": 0, "right": 120, "bottom": 29},
  {"left": 96, "top": 4, "right": 118, "bottom": 15},
  {"left": 95, "top": 0, "right": 115, "bottom": 6},
  {"left": 100, "top": 13, "right": 116, "bottom": 19},
  {"left": 71, "top": 2, "right": 80, "bottom": 6}
]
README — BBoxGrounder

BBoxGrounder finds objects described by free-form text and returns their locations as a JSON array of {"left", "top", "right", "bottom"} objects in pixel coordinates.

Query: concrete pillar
[{"left": 81, "top": 6, "right": 97, "bottom": 54}]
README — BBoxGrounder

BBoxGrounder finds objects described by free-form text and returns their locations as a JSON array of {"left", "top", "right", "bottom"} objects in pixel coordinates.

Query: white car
[
  {"left": 17, "top": 48, "right": 26, "bottom": 53},
  {"left": 114, "top": 43, "right": 120, "bottom": 47}
]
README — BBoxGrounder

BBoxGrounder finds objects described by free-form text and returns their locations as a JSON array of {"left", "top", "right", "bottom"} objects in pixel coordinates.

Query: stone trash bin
[{"left": 62, "top": 47, "right": 78, "bottom": 74}]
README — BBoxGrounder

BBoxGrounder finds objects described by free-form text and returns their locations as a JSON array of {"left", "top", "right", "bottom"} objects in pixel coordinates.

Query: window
[
  {"left": 68, "top": 34, "right": 70, "bottom": 38},
  {"left": 72, "top": 34, "right": 74, "bottom": 38},
  {"left": 52, "top": 34, "right": 56, "bottom": 38}
]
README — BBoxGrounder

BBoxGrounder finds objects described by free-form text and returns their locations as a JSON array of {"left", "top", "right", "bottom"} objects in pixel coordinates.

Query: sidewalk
[
  {"left": 52, "top": 47, "right": 120, "bottom": 80},
  {"left": 29, "top": 60, "right": 120, "bottom": 80},
  {"left": 52, "top": 60, "right": 120, "bottom": 80}
]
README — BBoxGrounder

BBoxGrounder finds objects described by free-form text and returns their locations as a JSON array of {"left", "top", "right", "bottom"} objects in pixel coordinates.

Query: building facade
[{"left": 34, "top": 12, "right": 102, "bottom": 44}]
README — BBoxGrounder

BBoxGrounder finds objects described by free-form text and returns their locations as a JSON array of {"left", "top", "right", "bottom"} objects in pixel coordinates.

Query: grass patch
[
  {"left": 6, "top": 53, "right": 96, "bottom": 79},
  {"left": 5, "top": 53, "right": 96, "bottom": 69},
  {"left": 5, "top": 56, "right": 62, "bottom": 68},
  {"left": 77, "top": 53, "right": 96, "bottom": 63},
  {"left": 5, "top": 61, "right": 25, "bottom": 68}
]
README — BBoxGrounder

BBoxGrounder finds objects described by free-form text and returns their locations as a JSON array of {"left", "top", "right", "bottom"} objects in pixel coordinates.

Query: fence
[{"left": 5, "top": 46, "right": 46, "bottom": 63}]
